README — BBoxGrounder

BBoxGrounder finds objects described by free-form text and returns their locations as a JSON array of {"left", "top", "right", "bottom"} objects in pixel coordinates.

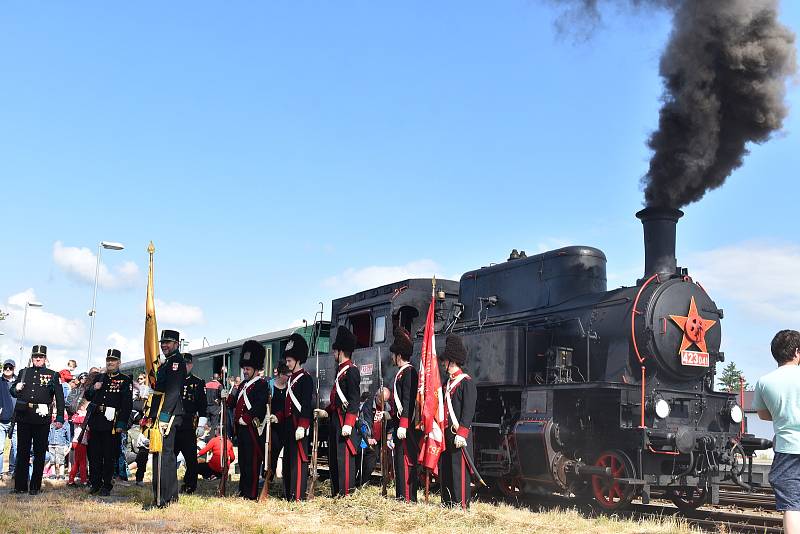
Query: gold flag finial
[
  {"left": 148, "top": 241, "right": 155, "bottom": 255},
  {"left": 432, "top": 275, "right": 436, "bottom": 296}
]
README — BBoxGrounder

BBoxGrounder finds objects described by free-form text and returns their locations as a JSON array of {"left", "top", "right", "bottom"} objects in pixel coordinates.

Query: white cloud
[
  {"left": 287, "top": 319, "right": 306, "bottom": 328},
  {"left": 106, "top": 332, "right": 144, "bottom": 360},
  {"left": 53, "top": 241, "right": 139, "bottom": 289},
  {"left": 688, "top": 241, "right": 800, "bottom": 324},
  {"left": 4, "top": 289, "right": 85, "bottom": 350},
  {"left": 322, "top": 259, "right": 441, "bottom": 293},
  {"left": 155, "top": 299, "right": 205, "bottom": 326}
]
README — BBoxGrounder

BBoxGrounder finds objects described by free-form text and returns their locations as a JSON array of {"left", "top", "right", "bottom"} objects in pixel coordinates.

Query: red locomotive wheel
[
  {"left": 591, "top": 450, "right": 636, "bottom": 511},
  {"left": 668, "top": 486, "right": 708, "bottom": 512}
]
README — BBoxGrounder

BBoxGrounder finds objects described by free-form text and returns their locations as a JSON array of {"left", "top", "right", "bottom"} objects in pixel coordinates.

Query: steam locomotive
[{"left": 311, "top": 207, "right": 771, "bottom": 510}]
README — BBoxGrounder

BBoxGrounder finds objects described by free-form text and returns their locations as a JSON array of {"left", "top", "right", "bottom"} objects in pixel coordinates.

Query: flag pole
[{"left": 425, "top": 276, "right": 436, "bottom": 504}]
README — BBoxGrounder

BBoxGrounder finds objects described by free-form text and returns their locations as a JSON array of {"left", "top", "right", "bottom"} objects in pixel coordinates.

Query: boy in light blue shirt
[{"left": 753, "top": 329, "right": 800, "bottom": 534}]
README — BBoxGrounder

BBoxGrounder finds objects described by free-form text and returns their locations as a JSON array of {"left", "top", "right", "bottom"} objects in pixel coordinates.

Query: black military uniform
[
  {"left": 439, "top": 334, "right": 477, "bottom": 510},
  {"left": 151, "top": 329, "right": 187, "bottom": 507},
  {"left": 326, "top": 326, "right": 361, "bottom": 497},
  {"left": 226, "top": 340, "right": 268, "bottom": 500},
  {"left": 175, "top": 353, "right": 207, "bottom": 494},
  {"left": 9, "top": 345, "right": 65, "bottom": 495},
  {"left": 85, "top": 349, "right": 133, "bottom": 496},
  {"left": 389, "top": 328, "right": 420, "bottom": 502},
  {"left": 267, "top": 365, "right": 288, "bottom": 484},
  {"left": 282, "top": 333, "right": 314, "bottom": 501}
]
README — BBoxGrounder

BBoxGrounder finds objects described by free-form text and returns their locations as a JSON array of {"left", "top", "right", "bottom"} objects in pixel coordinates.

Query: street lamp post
[
  {"left": 86, "top": 241, "right": 125, "bottom": 370},
  {"left": 19, "top": 301, "right": 43, "bottom": 358}
]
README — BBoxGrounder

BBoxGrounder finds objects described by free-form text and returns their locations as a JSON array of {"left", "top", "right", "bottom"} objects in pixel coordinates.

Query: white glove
[
  {"left": 295, "top": 427, "right": 306, "bottom": 441},
  {"left": 158, "top": 421, "right": 169, "bottom": 434},
  {"left": 36, "top": 404, "right": 49, "bottom": 417},
  {"left": 238, "top": 417, "right": 247, "bottom": 426},
  {"left": 397, "top": 426, "right": 407, "bottom": 440},
  {"left": 104, "top": 406, "right": 116, "bottom": 422},
  {"left": 197, "top": 417, "right": 208, "bottom": 428},
  {"left": 387, "top": 438, "right": 395, "bottom": 450},
  {"left": 314, "top": 408, "right": 328, "bottom": 419},
  {"left": 381, "top": 411, "right": 392, "bottom": 421},
  {"left": 220, "top": 389, "right": 229, "bottom": 399},
  {"left": 269, "top": 414, "right": 278, "bottom": 424},
  {"left": 454, "top": 435, "right": 467, "bottom": 449},
  {"left": 15, "top": 383, "right": 24, "bottom": 391},
  {"left": 341, "top": 424, "right": 352, "bottom": 437}
]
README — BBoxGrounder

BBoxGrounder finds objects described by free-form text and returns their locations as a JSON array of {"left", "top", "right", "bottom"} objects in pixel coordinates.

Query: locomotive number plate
[{"left": 680, "top": 350, "right": 709, "bottom": 367}]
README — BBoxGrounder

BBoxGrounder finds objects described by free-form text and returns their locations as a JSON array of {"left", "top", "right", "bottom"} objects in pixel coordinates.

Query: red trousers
[{"left": 69, "top": 443, "right": 88, "bottom": 483}]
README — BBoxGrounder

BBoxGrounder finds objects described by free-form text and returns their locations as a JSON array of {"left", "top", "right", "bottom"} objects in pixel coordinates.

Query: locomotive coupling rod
[{"left": 574, "top": 464, "right": 613, "bottom": 478}]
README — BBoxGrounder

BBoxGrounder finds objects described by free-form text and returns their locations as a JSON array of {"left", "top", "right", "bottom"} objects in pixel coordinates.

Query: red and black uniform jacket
[
  {"left": 444, "top": 370, "right": 476, "bottom": 442},
  {"left": 327, "top": 360, "right": 360, "bottom": 429},
  {"left": 226, "top": 376, "right": 268, "bottom": 435},
  {"left": 391, "top": 363, "right": 418, "bottom": 432},
  {"left": 283, "top": 369, "right": 313, "bottom": 431}
]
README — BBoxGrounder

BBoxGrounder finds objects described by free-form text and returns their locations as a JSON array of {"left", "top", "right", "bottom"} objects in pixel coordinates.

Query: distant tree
[{"left": 717, "top": 361, "right": 750, "bottom": 391}]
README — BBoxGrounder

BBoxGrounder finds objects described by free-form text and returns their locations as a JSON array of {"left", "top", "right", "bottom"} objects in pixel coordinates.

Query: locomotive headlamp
[
  {"left": 729, "top": 404, "right": 743, "bottom": 424},
  {"left": 654, "top": 398, "right": 671, "bottom": 419}
]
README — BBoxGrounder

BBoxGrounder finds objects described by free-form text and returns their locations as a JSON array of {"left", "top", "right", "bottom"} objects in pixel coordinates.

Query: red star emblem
[{"left": 669, "top": 296, "right": 717, "bottom": 354}]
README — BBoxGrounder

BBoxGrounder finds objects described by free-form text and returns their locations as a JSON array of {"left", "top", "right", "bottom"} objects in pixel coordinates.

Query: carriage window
[
  {"left": 373, "top": 316, "right": 386, "bottom": 344},
  {"left": 349, "top": 313, "right": 372, "bottom": 349}
]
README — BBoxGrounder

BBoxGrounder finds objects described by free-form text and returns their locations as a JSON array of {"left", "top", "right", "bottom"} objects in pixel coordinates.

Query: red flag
[{"left": 416, "top": 291, "right": 445, "bottom": 473}]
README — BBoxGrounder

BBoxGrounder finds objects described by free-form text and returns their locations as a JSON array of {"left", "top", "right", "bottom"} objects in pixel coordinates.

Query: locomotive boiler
[{"left": 320, "top": 207, "right": 770, "bottom": 510}]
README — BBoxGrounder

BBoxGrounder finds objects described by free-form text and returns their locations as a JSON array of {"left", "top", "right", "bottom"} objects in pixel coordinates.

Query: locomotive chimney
[{"left": 636, "top": 207, "right": 684, "bottom": 279}]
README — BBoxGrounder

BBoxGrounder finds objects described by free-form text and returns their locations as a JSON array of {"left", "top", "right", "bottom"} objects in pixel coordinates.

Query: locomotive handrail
[{"left": 630, "top": 274, "right": 661, "bottom": 365}]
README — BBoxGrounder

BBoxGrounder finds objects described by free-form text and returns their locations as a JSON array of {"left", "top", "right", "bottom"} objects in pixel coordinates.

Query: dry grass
[{"left": 0, "top": 476, "right": 700, "bottom": 534}]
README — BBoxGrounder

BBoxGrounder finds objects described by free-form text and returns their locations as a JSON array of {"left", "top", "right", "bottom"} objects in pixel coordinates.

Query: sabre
[{"left": 461, "top": 447, "right": 487, "bottom": 487}]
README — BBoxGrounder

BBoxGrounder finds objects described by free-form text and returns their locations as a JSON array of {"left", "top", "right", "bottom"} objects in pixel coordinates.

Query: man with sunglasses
[
  {"left": 0, "top": 359, "right": 17, "bottom": 479},
  {"left": 9, "top": 345, "right": 65, "bottom": 495}
]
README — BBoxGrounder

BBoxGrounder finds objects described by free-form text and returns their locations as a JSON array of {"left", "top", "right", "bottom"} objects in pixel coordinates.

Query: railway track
[{"left": 318, "top": 465, "right": 783, "bottom": 533}]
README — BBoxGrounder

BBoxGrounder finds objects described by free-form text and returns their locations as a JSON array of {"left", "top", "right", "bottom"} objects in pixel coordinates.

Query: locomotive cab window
[
  {"left": 373, "top": 315, "right": 386, "bottom": 344},
  {"left": 393, "top": 305, "right": 418, "bottom": 335},
  {"left": 348, "top": 313, "right": 372, "bottom": 349}
]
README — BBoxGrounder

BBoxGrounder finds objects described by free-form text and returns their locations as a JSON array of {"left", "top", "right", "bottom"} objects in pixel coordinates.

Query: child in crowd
[
  {"left": 68, "top": 400, "right": 90, "bottom": 486},
  {"left": 47, "top": 411, "right": 71, "bottom": 479}
]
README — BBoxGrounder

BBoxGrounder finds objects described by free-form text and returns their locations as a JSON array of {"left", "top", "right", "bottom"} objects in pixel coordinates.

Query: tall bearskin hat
[
  {"left": 284, "top": 333, "right": 309, "bottom": 364},
  {"left": 441, "top": 334, "right": 467, "bottom": 366},
  {"left": 240, "top": 340, "right": 266, "bottom": 371},
  {"left": 331, "top": 325, "right": 357, "bottom": 354},
  {"left": 389, "top": 327, "right": 413, "bottom": 359}
]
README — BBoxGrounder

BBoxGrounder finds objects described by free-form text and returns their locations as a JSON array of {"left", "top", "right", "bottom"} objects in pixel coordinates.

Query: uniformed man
[
  {"left": 315, "top": 326, "right": 361, "bottom": 497},
  {"left": 150, "top": 329, "right": 187, "bottom": 508},
  {"left": 175, "top": 352, "right": 207, "bottom": 494},
  {"left": 84, "top": 349, "right": 132, "bottom": 496},
  {"left": 9, "top": 345, "right": 65, "bottom": 495},
  {"left": 439, "top": 334, "right": 477, "bottom": 510},
  {"left": 266, "top": 362, "right": 290, "bottom": 484},
  {"left": 280, "top": 333, "right": 313, "bottom": 501},
  {"left": 226, "top": 340, "right": 268, "bottom": 500},
  {"left": 388, "top": 327, "right": 419, "bottom": 502}
]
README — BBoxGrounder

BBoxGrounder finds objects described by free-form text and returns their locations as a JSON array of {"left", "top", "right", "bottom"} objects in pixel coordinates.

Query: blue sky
[{"left": 1, "top": 1, "right": 799, "bottom": 385}]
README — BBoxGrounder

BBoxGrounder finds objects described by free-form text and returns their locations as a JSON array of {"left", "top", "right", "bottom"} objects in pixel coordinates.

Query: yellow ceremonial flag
[{"left": 144, "top": 241, "right": 160, "bottom": 388}]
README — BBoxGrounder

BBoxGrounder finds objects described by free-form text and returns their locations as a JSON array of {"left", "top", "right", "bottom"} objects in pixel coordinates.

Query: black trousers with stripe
[
  {"left": 236, "top": 422, "right": 264, "bottom": 500},
  {"left": 174, "top": 425, "right": 198, "bottom": 491},
  {"left": 393, "top": 428, "right": 419, "bottom": 502},
  {"left": 440, "top": 430, "right": 472, "bottom": 509},
  {"left": 283, "top": 427, "right": 309, "bottom": 501},
  {"left": 328, "top": 413, "right": 358, "bottom": 497}
]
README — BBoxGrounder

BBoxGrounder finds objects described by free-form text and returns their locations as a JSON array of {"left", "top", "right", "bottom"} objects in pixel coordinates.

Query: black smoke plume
[{"left": 551, "top": 1, "right": 796, "bottom": 208}]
